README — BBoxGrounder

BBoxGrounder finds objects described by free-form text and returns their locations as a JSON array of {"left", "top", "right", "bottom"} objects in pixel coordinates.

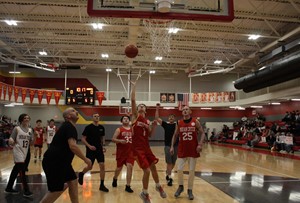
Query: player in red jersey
[
  {"left": 170, "top": 105, "right": 205, "bottom": 200},
  {"left": 33, "top": 119, "right": 45, "bottom": 162},
  {"left": 130, "top": 80, "right": 167, "bottom": 203},
  {"left": 111, "top": 115, "right": 134, "bottom": 193}
]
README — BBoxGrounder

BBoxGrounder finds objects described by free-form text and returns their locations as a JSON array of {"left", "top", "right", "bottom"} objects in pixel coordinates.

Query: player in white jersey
[
  {"left": 46, "top": 119, "right": 57, "bottom": 148},
  {"left": 5, "top": 113, "right": 33, "bottom": 197}
]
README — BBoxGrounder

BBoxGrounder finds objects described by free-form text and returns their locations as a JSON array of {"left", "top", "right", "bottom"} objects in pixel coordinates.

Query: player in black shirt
[
  {"left": 41, "top": 107, "right": 92, "bottom": 203},
  {"left": 155, "top": 104, "right": 178, "bottom": 186},
  {"left": 78, "top": 113, "right": 109, "bottom": 192}
]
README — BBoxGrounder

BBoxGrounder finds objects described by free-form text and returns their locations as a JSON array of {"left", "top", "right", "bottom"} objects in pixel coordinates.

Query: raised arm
[
  {"left": 155, "top": 103, "right": 162, "bottom": 125},
  {"left": 130, "top": 80, "right": 137, "bottom": 121}
]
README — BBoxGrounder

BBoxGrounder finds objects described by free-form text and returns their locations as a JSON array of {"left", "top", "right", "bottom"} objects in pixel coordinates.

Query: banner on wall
[
  {"left": 21, "top": 88, "right": 28, "bottom": 103},
  {"left": 192, "top": 93, "right": 199, "bottom": 103},
  {"left": 29, "top": 89, "right": 36, "bottom": 104},
  {"left": 190, "top": 91, "right": 236, "bottom": 103},
  {"left": 14, "top": 86, "right": 20, "bottom": 102},
  {"left": 54, "top": 91, "right": 62, "bottom": 105},
  {"left": 0, "top": 83, "right": 2, "bottom": 100},
  {"left": 96, "top": 91, "right": 105, "bottom": 106},
  {"left": 160, "top": 93, "right": 175, "bottom": 103},
  {"left": 37, "top": 90, "right": 44, "bottom": 104},
  {"left": 46, "top": 91, "right": 53, "bottom": 105},
  {"left": 3, "top": 84, "right": 7, "bottom": 101},
  {"left": 8, "top": 85, "right": 13, "bottom": 101}
]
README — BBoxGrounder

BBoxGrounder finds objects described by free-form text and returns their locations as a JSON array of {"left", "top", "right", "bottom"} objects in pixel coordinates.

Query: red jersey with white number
[
  {"left": 34, "top": 127, "right": 44, "bottom": 145},
  {"left": 132, "top": 115, "right": 150, "bottom": 150},
  {"left": 116, "top": 126, "right": 133, "bottom": 159},
  {"left": 178, "top": 118, "right": 200, "bottom": 158}
]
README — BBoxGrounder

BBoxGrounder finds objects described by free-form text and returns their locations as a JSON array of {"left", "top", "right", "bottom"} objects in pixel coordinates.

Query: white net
[{"left": 143, "top": 19, "right": 174, "bottom": 57}]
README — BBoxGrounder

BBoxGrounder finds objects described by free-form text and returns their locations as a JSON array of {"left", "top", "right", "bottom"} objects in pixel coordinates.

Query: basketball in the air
[{"left": 125, "top": 44, "right": 138, "bottom": 58}]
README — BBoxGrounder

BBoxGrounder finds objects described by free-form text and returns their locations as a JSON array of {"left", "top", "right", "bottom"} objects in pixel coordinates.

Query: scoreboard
[{"left": 65, "top": 87, "right": 95, "bottom": 105}]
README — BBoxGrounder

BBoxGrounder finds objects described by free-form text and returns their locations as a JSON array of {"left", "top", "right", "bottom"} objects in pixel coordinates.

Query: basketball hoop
[{"left": 143, "top": 19, "right": 174, "bottom": 57}]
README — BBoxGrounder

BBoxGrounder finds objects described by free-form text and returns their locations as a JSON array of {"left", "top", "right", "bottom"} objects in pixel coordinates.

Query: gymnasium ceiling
[
  {"left": 0, "top": 0, "right": 299, "bottom": 109},
  {"left": 0, "top": 0, "right": 299, "bottom": 76}
]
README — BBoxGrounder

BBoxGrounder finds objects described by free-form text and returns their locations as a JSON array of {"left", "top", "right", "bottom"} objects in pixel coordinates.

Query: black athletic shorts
[
  {"left": 42, "top": 158, "right": 77, "bottom": 192},
  {"left": 86, "top": 150, "right": 104, "bottom": 165}
]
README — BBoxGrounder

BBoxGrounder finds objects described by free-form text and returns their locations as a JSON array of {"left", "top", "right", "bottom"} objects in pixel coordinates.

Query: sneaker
[
  {"left": 166, "top": 175, "right": 169, "bottom": 181},
  {"left": 78, "top": 172, "right": 84, "bottom": 185},
  {"left": 187, "top": 189, "right": 194, "bottom": 200},
  {"left": 23, "top": 190, "right": 33, "bottom": 198},
  {"left": 139, "top": 192, "right": 151, "bottom": 203},
  {"left": 112, "top": 178, "right": 117, "bottom": 187},
  {"left": 4, "top": 188, "right": 19, "bottom": 194},
  {"left": 125, "top": 185, "right": 134, "bottom": 193},
  {"left": 155, "top": 185, "right": 167, "bottom": 198},
  {"left": 167, "top": 178, "right": 173, "bottom": 186},
  {"left": 174, "top": 185, "right": 184, "bottom": 197},
  {"left": 99, "top": 184, "right": 109, "bottom": 192}
]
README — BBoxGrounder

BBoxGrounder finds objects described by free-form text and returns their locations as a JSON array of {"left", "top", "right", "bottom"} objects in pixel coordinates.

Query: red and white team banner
[
  {"left": 29, "top": 89, "right": 36, "bottom": 104},
  {"left": 96, "top": 91, "right": 105, "bottom": 106},
  {"left": 208, "top": 92, "right": 216, "bottom": 103},
  {"left": 54, "top": 91, "right": 62, "bottom": 105},
  {"left": 46, "top": 91, "right": 53, "bottom": 105},
  {"left": 8, "top": 85, "right": 13, "bottom": 101},
  {"left": 192, "top": 93, "right": 200, "bottom": 104},
  {"left": 200, "top": 93, "right": 207, "bottom": 103},
  {"left": 21, "top": 88, "right": 28, "bottom": 103},
  {"left": 0, "top": 83, "right": 2, "bottom": 100},
  {"left": 3, "top": 84, "right": 7, "bottom": 101},
  {"left": 216, "top": 92, "right": 223, "bottom": 103},
  {"left": 37, "top": 90, "right": 44, "bottom": 104},
  {"left": 14, "top": 86, "right": 20, "bottom": 102}
]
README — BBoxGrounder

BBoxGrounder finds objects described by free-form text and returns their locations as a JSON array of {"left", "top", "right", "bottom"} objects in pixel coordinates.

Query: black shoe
[
  {"left": 4, "top": 188, "right": 19, "bottom": 194},
  {"left": 167, "top": 178, "right": 173, "bottom": 186},
  {"left": 99, "top": 185, "right": 109, "bottom": 192},
  {"left": 125, "top": 185, "right": 134, "bottom": 193},
  {"left": 112, "top": 178, "right": 117, "bottom": 187},
  {"left": 23, "top": 190, "right": 33, "bottom": 198},
  {"left": 78, "top": 172, "right": 84, "bottom": 185},
  {"left": 174, "top": 185, "right": 184, "bottom": 197},
  {"left": 187, "top": 189, "right": 194, "bottom": 200},
  {"left": 166, "top": 175, "right": 169, "bottom": 181}
]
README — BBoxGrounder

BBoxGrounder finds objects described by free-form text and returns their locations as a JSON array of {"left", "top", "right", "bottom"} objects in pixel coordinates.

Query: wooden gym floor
[{"left": 0, "top": 142, "right": 300, "bottom": 203}]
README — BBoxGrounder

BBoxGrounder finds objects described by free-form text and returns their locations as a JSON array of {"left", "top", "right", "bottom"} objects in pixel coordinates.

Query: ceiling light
[
  {"left": 101, "top": 53, "right": 109, "bottom": 58},
  {"left": 91, "top": 23, "right": 103, "bottom": 30},
  {"left": 106, "top": 68, "right": 112, "bottom": 72},
  {"left": 149, "top": 70, "right": 156, "bottom": 74},
  {"left": 9, "top": 71, "right": 21, "bottom": 74},
  {"left": 168, "top": 28, "right": 179, "bottom": 34},
  {"left": 39, "top": 51, "right": 47, "bottom": 55},
  {"left": 214, "top": 60, "right": 222, "bottom": 64},
  {"left": 291, "top": 99, "right": 300, "bottom": 101},
  {"left": 155, "top": 56, "right": 162, "bottom": 61},
  {"left": 201, "top": 107, "right": 212, "bottom": 110},
  {"left": 248, "top": 34, "right": 261, "bottom": 40},
  {"left": 5, "top": 20, "right": 17, "bottom": 26}
]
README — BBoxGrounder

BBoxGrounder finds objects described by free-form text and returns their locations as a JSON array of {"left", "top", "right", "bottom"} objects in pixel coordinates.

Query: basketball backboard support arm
[{"left": 87, "top": 0, "right": 234, "bottom": 22}]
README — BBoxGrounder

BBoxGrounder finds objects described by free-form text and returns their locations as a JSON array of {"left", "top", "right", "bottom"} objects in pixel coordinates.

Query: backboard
[{"left": 87, "top": 0, "right": 234, "bottom": 22}]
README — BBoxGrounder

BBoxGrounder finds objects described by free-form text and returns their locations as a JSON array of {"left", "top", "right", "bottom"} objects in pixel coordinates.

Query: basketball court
[{"left": 0, "top": 142, "right": 300, "bottom": 202}]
